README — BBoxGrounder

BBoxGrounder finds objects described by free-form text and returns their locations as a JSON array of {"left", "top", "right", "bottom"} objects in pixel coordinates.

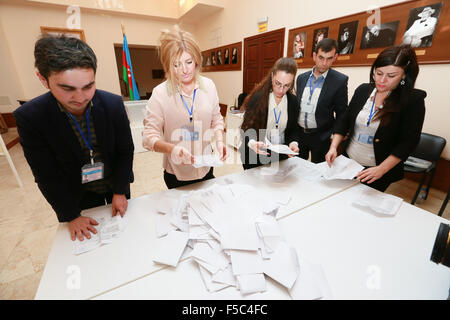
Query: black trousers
[
  {"left": 164, "top": 167, "right": 215, "bottom": 189},
  {"left": 297, "top": 131, "right": 331, "bottom": 164},
  {"left": 80, "top": 190, "right": 131, "bottom": 211}
]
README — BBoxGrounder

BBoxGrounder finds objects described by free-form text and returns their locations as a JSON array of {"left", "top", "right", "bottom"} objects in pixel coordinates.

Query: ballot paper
[
  {"left": 289, "top": 256, "right": 333, "bottom": 300},
  {"left": 262, "top": 242, "right": 300, "bottom": 289},
  {"left": 265, "top": 138, "right": 298, "bottom": 155},
  {"left": 293, "top": 158, "right": 324, "bottom": 182},
  {"left": 151, "top": 182, "right": 324, "bottom": 297},
  {"left": 353, "top": 188, "right": 403, "bottom": 216},
  {"left": 316, "top": 155, "right": 364, "bottom": 180},
  {"left": 236, "top": 274, "right": 266, "bottom": 295},
  {"left": 193, "top": 154, "right": 223, "bottom": 168},
  {"left": 73, "top": 214, "right": 128, "bottom": 255},
  {"left": 152, "top": 230, "right": 189, "bottom": 267},
  {"left": 259, "top": 163, "right": 298, "bottom": 183}
]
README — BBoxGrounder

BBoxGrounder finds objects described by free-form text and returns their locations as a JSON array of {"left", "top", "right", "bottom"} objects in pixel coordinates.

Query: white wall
[
  {"left": 192, "top": 0, "right": 450, "bottom": 159},
  {"left": 0, "top": 0, "right": 195, "bottom": 99}
]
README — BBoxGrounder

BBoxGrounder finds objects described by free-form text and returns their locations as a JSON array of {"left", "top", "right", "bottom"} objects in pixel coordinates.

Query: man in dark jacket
[
  {"left": 14, "top": 35, "right": 134, "bottom": 241},
  {"left": 295, "top": 38, "right": 348, "bottom": 163}
]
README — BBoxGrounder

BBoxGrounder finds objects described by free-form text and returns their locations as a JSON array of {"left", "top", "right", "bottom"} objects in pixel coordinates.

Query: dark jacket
[
  {"left": 295, "top": 68, "right": 348, "bottom": 141},
  {"left": 240, "top": 91, "right": 299, "bottom": 170},
  {"left": 14, "top": 90, "right": 134, "bottom": 222},
  {"left": 334, "top": 83, "right": 426, "bottom": 183}
]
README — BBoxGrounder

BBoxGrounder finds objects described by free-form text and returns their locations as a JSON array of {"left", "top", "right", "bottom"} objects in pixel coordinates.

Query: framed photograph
[
  {"left": 360, "top": 21, "right": 399, "bottom": 49},
  {"left": 40, "top": 26, "right": 86, "bottom": 41},
  {"left": 337, "top": 21, "right": 358, "bottom": 55},
  {"left": 311, "top": 27, "right": 329, "bottom": 56},
  {"left": 288, "top": 0, "right": 450, "bottom": 67},
  {"left": 293, "top": 32, "right": 306, "bottom": 59},
  {"left": 231, "top": 46, "right": 239, "bottom": 64},
  {"left": 201, "top": 42, "right": 241, "bottom": 72},
  {"left": 224, "top": 48, "right": 230, "bottom": 65},
  {"left": 401, "top": 2, "right": 443, "bottom": 48}
]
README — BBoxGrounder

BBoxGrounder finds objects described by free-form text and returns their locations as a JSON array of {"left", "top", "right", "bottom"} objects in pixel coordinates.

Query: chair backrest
[{"left": 411, "top": 133, "right": 446, "bottom": 162}]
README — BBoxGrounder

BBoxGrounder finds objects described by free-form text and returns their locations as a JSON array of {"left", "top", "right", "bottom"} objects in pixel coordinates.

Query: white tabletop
[
  {"left": 92, "top": 183, "right": 450, "bottom": 300},
  {"left": 34, "top": 158, "right": 449, "bottom": 299}
]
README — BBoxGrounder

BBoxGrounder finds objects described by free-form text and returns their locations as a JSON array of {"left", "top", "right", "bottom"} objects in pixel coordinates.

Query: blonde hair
[{"left": 159, "top": 25, "right": 202, "bottom": 92}]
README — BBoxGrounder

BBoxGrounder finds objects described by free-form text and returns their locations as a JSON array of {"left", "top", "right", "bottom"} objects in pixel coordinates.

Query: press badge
[
  {"left": 358, "top": 134, "right": 374, "bottom": 145},
  {"left": 301, "top": 101, "right": 314, "bottom": 113},
  {"left": 181, "top": 125, "right": 199, "bottom": 141},
  {"left": 81, "top": 162, "right": 104, "bottom": 184}
]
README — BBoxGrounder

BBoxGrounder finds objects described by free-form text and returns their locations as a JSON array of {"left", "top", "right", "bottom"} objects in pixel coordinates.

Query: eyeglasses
[{"left": 272, "top": 79, "right": 292, "bottom": 90}]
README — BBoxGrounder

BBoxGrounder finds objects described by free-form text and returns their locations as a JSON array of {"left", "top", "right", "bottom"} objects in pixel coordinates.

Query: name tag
[
  {"left": 270, "top": 130, "right": 285, "bottom": 145},
  {"left": 301, "top": 101, "right": 314, "bottom": 113},
  {"left": 81, "top": 162, "right": 104, "bottom": 184},
  {"left": 181, "top": 125, "right": 199, "bottom": 141},
  {"left": 358, "top": 134, "right": 374, "bottom": 144}
]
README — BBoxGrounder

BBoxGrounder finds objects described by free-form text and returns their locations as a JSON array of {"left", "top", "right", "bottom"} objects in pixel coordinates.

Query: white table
[
  {"left": 93, "top": 184, "right": 450, "bottom": 300},
  {"left": 35, "top": 158, "right": 449, "bottom": 299}
]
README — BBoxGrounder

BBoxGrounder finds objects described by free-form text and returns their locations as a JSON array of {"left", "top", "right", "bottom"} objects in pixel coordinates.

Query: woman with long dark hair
[
  {"left": 325, "top": 45, "right": 425, "bottom": 191},
  {"left": 240, "top": 57, "right": 300, "bottom": 170}
]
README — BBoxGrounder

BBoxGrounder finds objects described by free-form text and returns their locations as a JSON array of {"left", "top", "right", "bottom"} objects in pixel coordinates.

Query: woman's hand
[
  {"left": 356, "top": 166, "right": 387, "bottom": 184},
  {"left": 325, "top": 147, "right": 338, "bottom": 167},
  {"left": 248, "top": 139, "right": 269, "bottom": 155},
  {"left": 216, "top": 140, "right": 228, "bottom": 161},
  {"left": 288, "top": 141, "right": 299, "bottom": 158},
  {"left": 171, "top": 145, "right": 194, "bottom": 164}
]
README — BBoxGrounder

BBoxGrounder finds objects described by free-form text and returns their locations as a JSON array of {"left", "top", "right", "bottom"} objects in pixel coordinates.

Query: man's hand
[
  {"left": 69, "top": 216, "right": 99, "bottom": 241},
  {"left": 112, "top": 193, "right": 128, "bottom": 217}
]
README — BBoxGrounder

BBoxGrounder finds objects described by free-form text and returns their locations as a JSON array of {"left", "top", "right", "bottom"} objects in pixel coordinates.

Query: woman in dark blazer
[
  {"left": 240, "top": 57, "right": 300, "bottom": 170},
  {"left": 325, "top": 45, "right": 425, "bottom": 191}
]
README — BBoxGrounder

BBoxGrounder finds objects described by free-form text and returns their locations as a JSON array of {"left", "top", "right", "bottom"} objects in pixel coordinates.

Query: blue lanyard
[
  {"left": 273, "top": 108, "right": 281, "bottom": 129},
  {"left": 308, "top": 74, "right": 324, "bottom": 102},
  {"left": 367, "top": 92, "right": 378, "bottom": 126},
  {"left": 180, "top": 89, "right": 197, "bottom": 123},
  {"left": 67, "top": 108, "right": 94, "bottom": 164}
]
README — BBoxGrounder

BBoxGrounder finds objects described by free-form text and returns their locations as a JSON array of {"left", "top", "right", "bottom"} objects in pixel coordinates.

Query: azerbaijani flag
[{"left": 122, "top": 34, "right": 140, "bottom": 100}]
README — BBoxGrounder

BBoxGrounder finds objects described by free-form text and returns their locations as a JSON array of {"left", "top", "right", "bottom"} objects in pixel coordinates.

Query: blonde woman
[{"left": 143, "top": 26, "right": 226, "bottom": 189}]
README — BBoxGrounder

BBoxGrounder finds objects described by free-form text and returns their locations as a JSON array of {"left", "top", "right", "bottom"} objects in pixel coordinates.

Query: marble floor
[{"left": 0, "top": 139, "right": 448, "bottom": 299}]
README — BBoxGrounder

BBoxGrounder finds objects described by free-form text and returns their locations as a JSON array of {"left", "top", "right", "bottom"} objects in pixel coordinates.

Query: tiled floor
[{"left": 0, "top": 137, "right": 448, "bottom": 299}]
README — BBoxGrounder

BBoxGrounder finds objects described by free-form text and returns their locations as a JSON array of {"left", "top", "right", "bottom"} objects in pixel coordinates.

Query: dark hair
[
  {"left": 34, "top": 35, "right": 97, "bottom": 80},
  {"left": 241, "top": 57, "right": 297, "bottom": 134},
  {"left": 315, "top": 38, "right": 338, "bottom": 53},
  {"left": 370, "top": 44, "right": 419, "bottom": 120}
]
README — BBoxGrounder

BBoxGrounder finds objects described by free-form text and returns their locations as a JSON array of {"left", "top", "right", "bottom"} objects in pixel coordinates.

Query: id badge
[
  {"left": 81, "top": 162, "right": 104, "bottom": 184},
  {"left": 270, "top": 130, "right": 285, "bottom": 145},
  {"left": 358, "top": 134, "right": 374, "bottom": 144},
  {"left": 181, "top": 125, "right": 199, "bottom": 141},
  {"left": 301, "top": 101, "right": 314, "bottom": 113}
]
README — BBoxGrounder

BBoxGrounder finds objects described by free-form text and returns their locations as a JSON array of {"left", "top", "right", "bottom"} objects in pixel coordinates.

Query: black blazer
[
  {"left": 240, "top": 91, "right": 299, "bottom": 170},
  {"left": 14, "top": 90, "right": 134, "bottom": 222},
  {"left": 334, "top": 83, "right": 426, "bottom": 183},
  {"left": 295, "top": 68, "right": 348, "bottom": 140}
]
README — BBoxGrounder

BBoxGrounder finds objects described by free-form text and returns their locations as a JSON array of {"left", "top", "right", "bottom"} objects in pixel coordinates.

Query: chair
[
  {"left": 404, "top": 133, "right": 446, "bottom": 205},
  {"left": 0, "top": 133, "right": 23, "bottom": 188},
  {"left": 438, "top": 189, "right": 449, "bottom": 217}
]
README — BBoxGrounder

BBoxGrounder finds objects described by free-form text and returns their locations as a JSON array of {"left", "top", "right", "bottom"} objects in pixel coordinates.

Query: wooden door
[{"left": 243, "top": 28, "right": 285, "bottom": 94}]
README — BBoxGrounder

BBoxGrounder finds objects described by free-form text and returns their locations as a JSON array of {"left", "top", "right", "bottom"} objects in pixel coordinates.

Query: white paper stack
[
  {"left": 152, "top": 182, "right": 331, "bottom": 298},
  {"left": 316, "top": 155, "right": 364, "bottom": 180},
  {"left": 73, "top": 214, "right": 128, "bottom": 255},
  {"left": 353, "top": 188, "right": 403, "bottom": 216}
]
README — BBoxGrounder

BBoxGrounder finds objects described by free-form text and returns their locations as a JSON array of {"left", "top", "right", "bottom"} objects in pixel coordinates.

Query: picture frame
[
  {"left": 40, "top": 26, "right": 86, "bottom": 42},
  {"left": 288, "top": 0, "right": 449, "bottom": 67},
  {"left": 202, "top": 42, "right": 242, "bottom": 72}
]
